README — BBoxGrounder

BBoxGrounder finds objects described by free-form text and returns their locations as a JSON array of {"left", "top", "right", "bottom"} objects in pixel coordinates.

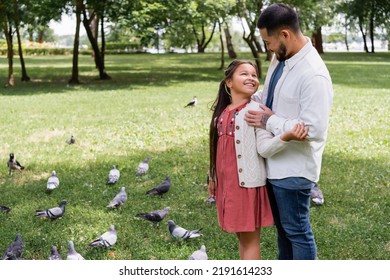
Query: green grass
[{"left": 0, "top": 52, "right": 389, "bottom": 260}]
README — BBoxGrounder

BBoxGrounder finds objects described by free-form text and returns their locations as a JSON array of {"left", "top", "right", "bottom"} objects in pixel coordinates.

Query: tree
[
  {"left": 80, "top": 0, "right": 111, "bottom": 79},
  {"left": 13, "top": 0, "right": 30, "bottom": 81},
  {"left": 1, "top": 0, "right": 15, "bottom": 87},
  {"left": 69, "top": 0, "right": 82, "bottom": 84},
  {"left": 23, "top": 0, "right": 68, "bottom": 43},
  {"left": 279, "top": 0, "right": 335, "bottom": 54},
  {"left": 224, "top": 22, "right": 237, "bottom": 59},
  {"left": 338, "top": 0, "right": 390, "bottom": 53},
  {"left": 235, "top": 0, "right": 263, "bottom": 78}
]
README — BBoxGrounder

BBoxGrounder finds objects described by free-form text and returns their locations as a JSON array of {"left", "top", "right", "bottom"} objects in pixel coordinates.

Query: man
[{"left": 245, "top": 3, "right": 333, "bottom": 259}]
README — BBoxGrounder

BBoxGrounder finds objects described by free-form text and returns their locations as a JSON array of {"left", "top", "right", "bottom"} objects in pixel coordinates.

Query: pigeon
[
  {"left": 107, "top": 165, "right": 120, "bottom": 184},
  {"left": 311, "top": 183, "right": 324, "bottom": 206},
  {"left": 35, "top": 200, "right": 67, "bottom": 219},
  {"left": 66, "top": 135, "right": 76, "bottom": 144},
  {"left": 136, "top": 157, "right": 149, "bottom": 176},
  {"left": 49, "top": 245, "right": 62, "bottom": 260},
  {"left": 205, "top": 196, "right": 216, "bottom": 207},
  {"left": 7, "top": 153, "right": 24, "bottom": 175},
  {"left": 0, "top": 205, "right": 11, "bottom": 213},
  {"left": 135, "top": 207, "right": 171, "bottom": 226},
  {"left": 167, "top": 220, "right": 203, "bottom": 240},
  {"left": 184, "top": 96, "right": 198, "bottom": 107},
  {"left": 2, "top": 233, "right": 24, "bottom": 260},
  {"left": 46, "top": 170, "right": 60, "bottom": 192},
  {"left": 189, "top": 245, "right": 208, "bottom": 260},
  {"left": 67, "top": 240, "right": 85, "bottom": 260},
  {"left": 146, "top": 176, "right": 171, "bottom": 197},
  {"left": 106, "top": 186, "right": 127, "bottom": 209},
  {"left": 89, "top": 225, "right": 117, "bottom": 248}
]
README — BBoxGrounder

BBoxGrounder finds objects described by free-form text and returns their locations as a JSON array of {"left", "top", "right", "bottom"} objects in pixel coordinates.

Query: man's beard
[{"left": 276, "top": 43, "right": 288, "bottom": 61}]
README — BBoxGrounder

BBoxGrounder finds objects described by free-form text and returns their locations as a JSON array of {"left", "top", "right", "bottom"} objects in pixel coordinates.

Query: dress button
[
  {"left": 238, "top": 168, "right": 243, "bottom": 173},
  {"left": 236, "top": 140, "right": 240, "bottom": 144}
]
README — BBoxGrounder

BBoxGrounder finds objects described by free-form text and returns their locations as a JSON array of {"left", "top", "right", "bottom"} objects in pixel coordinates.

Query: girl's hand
[
  {"left": 208, "top": 180, "right": 216, "bottom": 198},
  {"left": 281, "top": 122, "right": 308, "bottom": 141}
]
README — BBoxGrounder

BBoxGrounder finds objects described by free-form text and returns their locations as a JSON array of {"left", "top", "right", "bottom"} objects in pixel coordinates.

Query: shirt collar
[{"left": 285, "top": 36, "right": 311, "bottom": 69}]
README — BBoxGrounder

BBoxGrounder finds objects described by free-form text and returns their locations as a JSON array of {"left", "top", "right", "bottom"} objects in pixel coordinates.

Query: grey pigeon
[
  {"left": 89, "top": 225, "right": 117, "bottom": 248},
  {"left": 167, "top": 220, "right": 203, "bottom": 240},
  {"left": 205, "top": 196, "right": 216, "bottom": 207},
  {"left": 311, "top": 183, "right": 324, "bottom": 206},
  {"left": 0, "top": 205, "right": 11, "bottom": 213},
  {"left": 107, "top": 165, "right": 120, "bottom": 184},
  {"left": 2, "top": 233, "right": 24, "bottom": 260},
  {"left": 136, "top": 157, "right": 149, "bottom": 176},
  {"left": 46, "top": 170, "right": 60, "bottom": 192},
  {"left": 49, "top": 245, "right": 62, "bottom": 260},
  {"left": 184, "top": 96, "right": 198, "bottom": 107},
  {"left": 35, "top": 200, "right": 67, "bottom": 219},
  {"left": 189, "top": 245, "right": 208, "bottom": 260},
  {"left": 7, "top": 153, "right": 24, "bottom": 175},
  {"left": 67, "top": 240, "right": 85, "bottom": 260},
  {"left": 106, "top": 186, "right": 127, "bottom": 209},
  {"left": 146, "top": 176, "right": 171, "bottom": 197},
  {"left": 66, "top": 135, "right": 76, "bottom": 144},
  {"left": 135, "top": 207, "right": 171, "bottom": 226}
]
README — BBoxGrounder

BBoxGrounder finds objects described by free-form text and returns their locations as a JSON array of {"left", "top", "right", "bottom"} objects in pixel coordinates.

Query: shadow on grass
[{"left": 0, "top": 53, "right": 225, "bottom": 96}]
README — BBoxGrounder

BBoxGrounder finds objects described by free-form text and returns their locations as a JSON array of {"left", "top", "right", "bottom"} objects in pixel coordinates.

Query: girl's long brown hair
[{"left": 209, "top": 60, "right": 258, "bottom": 181}]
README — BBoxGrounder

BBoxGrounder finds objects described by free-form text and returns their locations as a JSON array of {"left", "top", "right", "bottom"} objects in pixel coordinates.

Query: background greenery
[{"left": 0, "top": 52, "right": 389, "bottom": 260}]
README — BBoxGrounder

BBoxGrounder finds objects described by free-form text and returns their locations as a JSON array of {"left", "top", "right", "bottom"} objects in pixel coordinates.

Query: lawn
[{"left": 0, "top": 51, "right": 389, "bottom": 260}]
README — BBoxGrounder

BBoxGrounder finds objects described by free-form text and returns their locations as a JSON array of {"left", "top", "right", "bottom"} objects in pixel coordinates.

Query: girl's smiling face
[{"left": 226, "top": 63, "right": 259, "bottom": 98}]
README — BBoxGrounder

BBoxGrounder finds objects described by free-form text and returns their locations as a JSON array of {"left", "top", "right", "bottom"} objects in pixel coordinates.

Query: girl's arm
[{"left": 256, "top": 123, "right": 308, "bottom": 158}]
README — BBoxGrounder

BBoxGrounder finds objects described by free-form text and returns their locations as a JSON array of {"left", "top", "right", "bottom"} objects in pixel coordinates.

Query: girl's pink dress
[{"left": 216, "top": 103, "right": 274, "bottom": 233}]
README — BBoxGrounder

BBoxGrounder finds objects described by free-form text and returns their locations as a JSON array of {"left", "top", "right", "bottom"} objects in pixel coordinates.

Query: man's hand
[{"left": 245, "top": 104, "right": 273, "bottom": 129}]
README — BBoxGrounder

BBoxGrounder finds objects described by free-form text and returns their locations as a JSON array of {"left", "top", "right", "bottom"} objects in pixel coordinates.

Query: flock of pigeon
[{"left": 2, "top": 130, "right": 210, "bottom": 260}]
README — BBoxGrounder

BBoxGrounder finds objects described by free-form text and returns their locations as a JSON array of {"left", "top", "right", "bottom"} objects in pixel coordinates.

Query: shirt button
[
  {"left": 237, "top": 154, "right": 242, "bottom": 159},
  {"left": 236, "top": 140, "right": 240, "bottom": 144},
  {"left": 240, "top": 182, "right": 245, "bottom": 186},
  {"left": 239, "top": 168, "right": 243, "bottom": 173},
  {"left": 236, "top": 125, "right": 240, "bottom": 130}
]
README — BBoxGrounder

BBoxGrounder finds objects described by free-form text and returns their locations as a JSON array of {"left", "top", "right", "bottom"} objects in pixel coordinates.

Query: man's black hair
[{"left": 257, "top": 3, "right": 301, "bottom": 35}]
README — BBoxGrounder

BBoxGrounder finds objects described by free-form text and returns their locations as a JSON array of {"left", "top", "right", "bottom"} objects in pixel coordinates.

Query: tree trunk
[
  {"left": 194, "top": 21, "right": 216, "bottom": 53},
  {"left": 218, "top": 20, "right": 224, "bottom": 70},
  {"left": 89, "top": 9, "right": 99, "bottom": 67},
  {"left": 69, "top": 0, "right": 82, "bottom": 85},
  {"left": 100, "top": 15, "right": 105, "bottom": 69},
  {"left": 344, "top": 17, "right": 349, "bottom": 51},
  {"left": 369, "top": 1, "right": 375, "bottom": 53},
  {"left": 13, "top": 0, "right": 30, "bottom": 82},
  {"left": 312, "top": 27, "right": 324, "bottom": 54},
  {"left": 37, "top": 30, "right": 44, "bottom": 44},
  {"left": 358, "top": 19, "right": 369, "bottom": 53},
  {"left": 82, "top": 8, "right": 111, "bottom": 80},
  {"left": 253, "top": 37, "right": 263, "bottom": 53},
  {"left": 223, "top": 24, "right": 236, "bottom": 59},
  {"left": 243, "top": 37, "right": 261, "bottom": 78},
  {"left": 2, "top": 17, "right": 14, "bottom": 87}
]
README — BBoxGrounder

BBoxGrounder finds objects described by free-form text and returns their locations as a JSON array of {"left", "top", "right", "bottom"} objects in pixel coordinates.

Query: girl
[{"left": 208, "top": 60, "right": 307, "bottom": 260}]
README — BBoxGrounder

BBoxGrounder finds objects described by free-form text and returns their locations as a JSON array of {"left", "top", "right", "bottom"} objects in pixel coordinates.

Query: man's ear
[{"left": 279, "top": 29, "right": 290, "bottom": 40}]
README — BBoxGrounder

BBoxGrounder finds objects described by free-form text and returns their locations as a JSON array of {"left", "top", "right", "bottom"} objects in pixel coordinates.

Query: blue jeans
[{"left": 267, "top": 182, "right": 317, "bottom": 260}]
